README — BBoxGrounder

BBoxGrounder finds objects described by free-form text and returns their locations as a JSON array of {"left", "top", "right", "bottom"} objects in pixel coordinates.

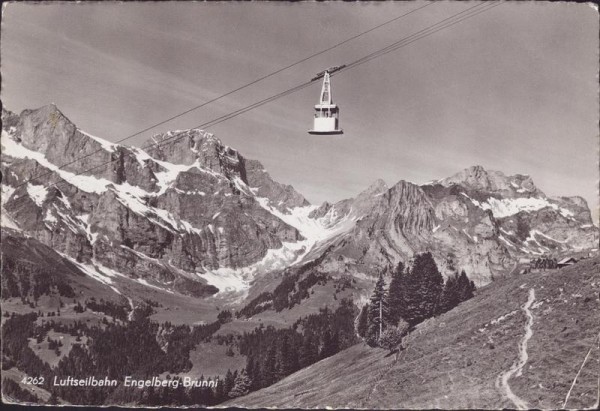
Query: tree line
[
  {"left": 1, "top": 297, "right": 357, "bottom": 406},
  {"left": 357, "top": 252, "right": 476, "bottom": 348},
  {"left": 1, "top": 305, "right": 227, "bottom": 406}
]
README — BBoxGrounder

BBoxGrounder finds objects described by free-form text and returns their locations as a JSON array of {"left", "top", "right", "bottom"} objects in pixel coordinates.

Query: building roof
[{"left": 558, "top": 257, "right": 577, "bottom": 264}]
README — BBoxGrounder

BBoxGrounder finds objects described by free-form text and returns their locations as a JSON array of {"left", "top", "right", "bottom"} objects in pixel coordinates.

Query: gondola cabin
[{"left": 308, "top": 71, "right": 343, "bottom": 135}]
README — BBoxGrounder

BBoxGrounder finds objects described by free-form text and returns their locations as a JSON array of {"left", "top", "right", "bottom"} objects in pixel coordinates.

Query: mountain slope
[
  {"left": 305, "top": 165, "right": 596, "bottom": 286},
  {"left": 2, "top": 105, "right": 596, "bottom": 312},
  {"left": 227, "top": 256, "right": 600, "bottom": 409},
  {"left": 1, "top": 105, "right": 312, "bottom": 297},
  {"left": 238, "top": 166, "right": 596, "bottom": 323}
]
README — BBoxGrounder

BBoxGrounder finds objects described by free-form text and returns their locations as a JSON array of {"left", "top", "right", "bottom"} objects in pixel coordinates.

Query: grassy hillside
[{"left": 227, "top": 256, "right": 600, "bottom": 409}]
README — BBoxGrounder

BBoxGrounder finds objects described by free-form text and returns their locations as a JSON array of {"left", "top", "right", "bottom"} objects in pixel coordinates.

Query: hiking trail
[{"left": 496, "top": 288, "right": 535, "bottom": 410}]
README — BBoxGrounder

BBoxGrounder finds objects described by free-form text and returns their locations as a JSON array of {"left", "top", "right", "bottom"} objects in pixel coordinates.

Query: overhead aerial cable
[
  {"left": 11, "top": 2, "right": 433, "bottom": 191},
  {"left": 9, "top": 1, "right": 500, "bottom": 201}
]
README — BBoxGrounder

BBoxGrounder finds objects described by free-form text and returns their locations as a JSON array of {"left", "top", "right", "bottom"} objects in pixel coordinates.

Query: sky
[{"left": 1, "top": 2, "right": 598, "bottom": 223}]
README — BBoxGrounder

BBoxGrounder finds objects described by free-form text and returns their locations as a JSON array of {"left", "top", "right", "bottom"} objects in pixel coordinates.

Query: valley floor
[{"left": 227, "top": 256, "right": 600, "bottom": 409}]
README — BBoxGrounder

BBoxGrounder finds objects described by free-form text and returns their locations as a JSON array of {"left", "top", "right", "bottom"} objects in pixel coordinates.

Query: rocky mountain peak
[
  {"left": 1, "top": 104, "right": 313, "bottom": 296},
  {"left": 1, "top": 104, "right": 597, "bottom": 306},
  {"left": 16, "top": 104, "right": 76, "bottom": 152},
  {"left": 144, "top": 128, "right": 308, "bottom": 211},
  {"left": 146, "top": 128, "right": 240, "bottom": 173},
  {"left": 384, "top": 180, "right": 436, "bottom": 231},
  {"left": 358, "top": 178, "right": 388, "bottom": 198},
  {"left": 440, "top": 165, "right": 499, "bottom": 190},
  {"left": 439, "top": 165, "right": 544, "bottom": 197}
]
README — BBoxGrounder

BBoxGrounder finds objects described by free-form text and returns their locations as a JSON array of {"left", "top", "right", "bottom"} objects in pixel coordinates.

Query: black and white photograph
[{"left": 1, "top": 1, "right": 598, "bottom": 409}]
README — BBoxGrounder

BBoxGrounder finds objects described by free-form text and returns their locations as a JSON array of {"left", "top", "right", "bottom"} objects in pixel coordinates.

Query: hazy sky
[{"left": 2, "top": 2, "right": 598, "bottom": 222}]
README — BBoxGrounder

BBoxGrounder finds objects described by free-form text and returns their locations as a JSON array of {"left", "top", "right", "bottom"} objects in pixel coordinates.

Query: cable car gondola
[{"left": 308, "top": 67, "right": 344, "bottom": 135}]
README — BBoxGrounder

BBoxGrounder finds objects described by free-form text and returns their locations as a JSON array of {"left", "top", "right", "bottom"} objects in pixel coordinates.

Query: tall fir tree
[
  {"left": 250, "top": 357, "right": 262, "bottom": 391},
  {"left": 439, "top": 272, "right": 460, "bottom": 314},
  {"left": 223, "top": 369, "right": 235, "bottom": 398},
  {"left": 402, "top": 252, "right": 444, "bottom": 326},
  {"left": 262, "top": 341, "right": 278, "bottom": 387},
  {"left": 277, "top": 333, "right": 297, "bottom": 378},
  {"left": 299, "top": 333, "right": 318, "bottom": 368},
  {"left": 365, "top": 272, "right": 390, "bottom": 346},
  {"left": 214, "top": 377, "right": 225, "bottom": 403},
  {"left": 244, "top": 357, "right": 257, "bottom": 391},
  {"left": 457, "top": 270, "right": 475, "bottom": 302},
  {"left": 320, "top": 329, "right": 339, "bottom": 359},
  {"left": 388, "top": 261, "right": 406, "bottom": 325},
  {"left": 228, "top": 369, "right": 252, "bottom": 398}
]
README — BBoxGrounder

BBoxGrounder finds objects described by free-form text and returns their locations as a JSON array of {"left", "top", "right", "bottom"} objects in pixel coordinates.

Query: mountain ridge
[
  {"left": 1, "top": 104, "right": 597, "bottom": 305},
  {"left": 1, "top": 105, "right": 311, "bottom": 298}
]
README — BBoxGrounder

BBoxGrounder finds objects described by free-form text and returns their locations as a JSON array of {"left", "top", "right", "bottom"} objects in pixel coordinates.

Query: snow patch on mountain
[
  {"left": 256, "top": 198, "right": 356, "bottom": 244},
  {"left": 26, "top": 183, "right": 48, "bottom": 207},
  {"left": 460, "top": 193, "right": 573, "bottom": 219},
  {"left": 524, "top": 232, "right": 547, "bottom": 254},
  {"left": 3, "top": 133, "right": 112, "bottom": 195},
  {"left": 44, "top": 207, "right": 58, "bottom": 223},
  {"left": 197, "top": 240, "right": 309, "bottom": 296},
  {"left": 499, "top": 235, "right": 517, "bottom": 249},
  {"left": 78, "top": 129, "right": 117, "bottom": 153},
  {"left": 111, "top": 187, "right": 204, "bottom": 235},
  {"left": 485, "top": 197, "right": 573, "bottom": 218},
  {"left": 197, "top": 201, "right": 358, "bottom": 297},
  {"left": 121, "top": 245, "right": 162, "bottom": 263},
  {"left": 3, "top": 132, "right": 224, "bottom": 205},
  {"left": 60, "top": 253, "right": 116, "bottom": 286},
  {"left": 1, "top": 210, "right": 21, "bottom": 231},
  {"left": 136, "top": 278, "right": 175, "bottom": 294},
  {"left": 532, "top": 229, "right": 567, "bottom": 244},
  {"left": 59, "top": 253, "right": 168, "bottom": 296}
]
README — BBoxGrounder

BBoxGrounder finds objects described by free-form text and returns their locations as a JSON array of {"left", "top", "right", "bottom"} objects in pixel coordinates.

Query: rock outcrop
[
  {"left": 2, "top": 105, "right": 597, "bottom": 301},
  {"left": 1, "top": 105, "right": 307, "bottom": 296}
]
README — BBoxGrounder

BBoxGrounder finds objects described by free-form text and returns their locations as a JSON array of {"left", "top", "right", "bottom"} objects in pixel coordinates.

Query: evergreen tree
[
  {"left": 388, "top": 261, "right": 406, "bottom": 325},
  {"left": 214, "top": 377, "right": 225, "bottom": 403},
  {"left": 172, "top": 377, "right": 187, "bottom": 405},
  {"left": 262, "top": 342, "right": 278, "bottom": 387},
  {"left": 331, "top": 330, "right": 340, "bottom": 356},
  {"left": 228, "top": 369, "right": 252, "bottom": 398},
  {"left": 288, "top": 335, "right": 300, "bottom": 373},
  {"left": 320, "top": 330, "right": 338, "bottom": 359},
  {"left": 402, "top": 252, "right": 444, "bottom": 326},
  {"left": 457, "top": 270, "right": 475, "bottom": 302},
  {"left": 365, "top": 273, "right": 390, "bottom": 346},
  {"left": 223, "top": 369, "right": 235, "bottom": 397},
  {"left": 439, "top": 272, "right": 460, "bottom": 314},
  {"left": 299, "top": 333, "right": 318, "bottom": 368},
  {"left": 356, "top": 303, "right": 369, "bottom": 338},
  {"left": 244, "top": 357, "right": 255, "bottom": 386},
  {"left": 277, "top": 334, "right": 295, "bottom": 377}
]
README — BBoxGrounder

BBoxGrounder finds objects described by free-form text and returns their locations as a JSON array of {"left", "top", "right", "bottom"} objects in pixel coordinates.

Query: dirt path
[
  {"left": 362, "top": 355, "right": 397, "bottom": 407},
  {"left": 496, "top": 288, "right": 535, "bottom": 410},
  {"left": 361, "top": 344, "right": 410, "bottom": 408},
  {"left": 127, "top": 297, "right": 135, "bottom": 321}
]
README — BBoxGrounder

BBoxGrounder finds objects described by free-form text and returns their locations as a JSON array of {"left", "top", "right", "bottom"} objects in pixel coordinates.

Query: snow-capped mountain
[
  {"left": 1, "top": 105, "right": 319, "bottom": 297},
  {"left": 1, "top": 105, "right": 597, "bottom": 305},
  {"left": 301, "top": 165, "right": 597, "bottom": 288}
]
